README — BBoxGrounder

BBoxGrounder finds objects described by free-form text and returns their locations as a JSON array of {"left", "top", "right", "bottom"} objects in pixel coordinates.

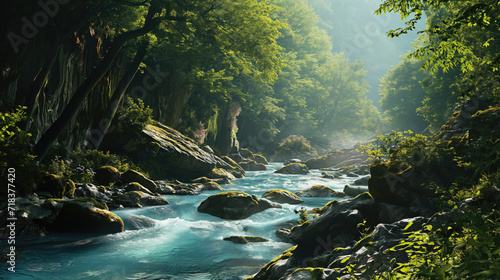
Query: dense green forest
[{"left": 1, "top": 0, "right": 500, "bottom": 279}]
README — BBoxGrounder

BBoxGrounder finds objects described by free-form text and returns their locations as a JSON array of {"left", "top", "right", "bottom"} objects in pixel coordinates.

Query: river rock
[
  {"left": 283, "top": 159, "right": 303, "bottom": 165},
  {"left": 343, "top": 185, "right": 368, "bottom": 197},
  {"left": 321, "top": 173, "right": 340, "bottom": 179},
  {"left": 49, "top": 198, "right": 124, "bottom": 234},
  {"left": 240, "top": 148, "right": 256, "bottom": 160},
  {"left": 122, "top": 215, "right": 156, "bottom": 230},
  {"left": 353, "top": 176, "right": 370, "bottom": 185},
  {"left": 108, "top": 123, "right": 219, "bottom": 180},
  {"left": 223, "top": 236, "right": 269, "bottom": 244},
  {"left": 295, "top": 185, "right": 345, "bottom": 197},
  {"left": 368, "top": 161, "right": 435, "bottom": 207},
  {"left": 37, "top": 174, "right": 75, "bottom": 198},
  {"left": 197, "top": 191, "right": 282, "bottom": 219},
  {"left": 115, "top": 191, "right": 169, "bottom": 208},
  {"left": 275, "top": 163, "right": 309, "bottom": 175},
  {"left": 275, "top": 228, "right": 293, "bottom": 243},
  {"left": 239, "top": 160, "right": 267, "bottom": 171},
  {"left": 262, "top": 189, "right": 303, "bottom": 204},
  {"left": 125, "top": 182, "right": 155, "bottom": 196},
  {"left": 120, "top": 170, "right": 158, "bottom": 193},
  {"left": 254, "top": 154, "right": 269, "bottom": 165},
  {"left": 94, "top": 166, "right": 120, "bottom": 186},
  {"left": 74, "top": 183, "right": 116, "bottom": 206}
]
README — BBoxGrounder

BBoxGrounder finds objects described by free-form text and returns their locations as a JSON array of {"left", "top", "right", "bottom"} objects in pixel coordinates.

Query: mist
[{"left": 310, "top": 0, "right": 426, "bottom": 106}]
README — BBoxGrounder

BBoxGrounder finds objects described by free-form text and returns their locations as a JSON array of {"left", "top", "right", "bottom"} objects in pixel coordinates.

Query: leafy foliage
[
  {"left": 116, "top": 97, "right": 153, "bottom": 133},
  {"left": 0, "top": 107, "right": 40, "bottom": 195},
  {"left": 274, "top": 135, "right": 318, "bottom": 159},
  {"left": 44, "top": 149, "right": 145, "bottom": 184}
]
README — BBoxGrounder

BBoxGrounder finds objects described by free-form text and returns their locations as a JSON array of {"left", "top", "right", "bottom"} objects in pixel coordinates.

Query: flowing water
[{"left": 6, "top": 163, "right": 360, "bottom": 280}]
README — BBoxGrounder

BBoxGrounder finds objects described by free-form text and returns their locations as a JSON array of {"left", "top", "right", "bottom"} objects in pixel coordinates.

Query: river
[{"left": 8, "top": 163, "right": 359, "bottom": 280}]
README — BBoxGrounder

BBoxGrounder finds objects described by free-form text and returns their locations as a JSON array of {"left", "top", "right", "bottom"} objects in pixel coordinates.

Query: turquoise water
[{"left": 5, "top": 163, "right": 358, "bottom": 280}]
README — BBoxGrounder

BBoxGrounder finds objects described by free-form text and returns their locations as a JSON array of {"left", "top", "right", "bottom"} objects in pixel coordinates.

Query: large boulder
[
  {"left": 49, "top": 198, "right": 124, "bottom": 234},
  {"left": 198, "top": 191, "right": 281, "bottom": 219},
  {"left": 295, "top": 185, "right": 345, "bottom": 198},
  {"left": 115, "top": 123, "right": 219, "bottom": 180},
  {"left": 254, "top": 154, "right": 269, "bottom": 165},
  {"left": 37, "top": 174, "right": 75, "bottom": 198},
  {"left": 343, "top": 185, "right": 368, "bottom": 197},
  {"left": 94, "top": 166, "right": 120, "bottom": 186},
  {"left": 275, "top": 163, "right": 309, "bottom": 175},
  {"left": 239, "top": 160, "right": 267, "bottom": 171},
  {"left": 73, "top": 183, "right": 116, "bottom": 207},
  {"left": 120, "top": 170, "right": 158, "bottom": 193},
  {"left": 368, "top": 161, "right": 435, "bottom": 207},
  {"left": 122, "top": 215, "right": 156, "bottom": 230},
  {"left": 353, "top": 176, "right": 370, "bottom": 185},
  {"left": 262, "top": 189, "right": 304, "bottom": 204}
]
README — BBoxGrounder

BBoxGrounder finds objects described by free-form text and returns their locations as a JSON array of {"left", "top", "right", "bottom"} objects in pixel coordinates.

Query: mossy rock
[
  {"left": 239, "top": 160, "right": 267, "bottom": 171},
  {"left": 120, "top": 170, "right": 158, "bottom": 193},
  {"left": 94, "top": 166, "right": 120, "bottom": 186},
  {"left": 295, "top": 185, "right": 345, "bottom": 197},
  {"left": 198, "top": 191, "right": 281, "bottom": 219},
  {"left": 262, "top": 189, "right": 303, "bottom": 204},
  {"left": 223, "top": 236, "right": 269, "bottom": 244},
  {"left": 202, "top": 181, "right": 225, "bottom": 191},
  {"left": 115, "top": 191, "right": 169, "bottom": 208},
  {"left": 243, "top": 245, "right": 298, "bottom": 280},
  {"left": 125, "top": 182, "right": 154, "bottom": 195},
  {"left": 240, "top": 148, "right": 255, "bottom": 159},
  {"left": 253, "top": 154, "right": 269, "bottom": 165},
  {"left": 49, "top": 199, "right": 123, "bottom": 234},
  {"left": 286, "top": 267, "right": 324, "bottom": 280},
  {"left": 206, "top": 168, "right": 237, "bottom": 181},
  {"left": 37, "top": 174, "right": 73, "bottom": 198},
  {"left": 274, "top": 163, "right": 309, "bottom": 175}
]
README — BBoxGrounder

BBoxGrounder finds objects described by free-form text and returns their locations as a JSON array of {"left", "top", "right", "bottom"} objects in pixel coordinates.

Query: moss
[
  {"left": 244, "top": 246, "right": 297, "bottom": 279},
  {"left": 46, "top": 197, "right": 108, "bottom": 210},
  {"left": 320, "top": 199, "right": 339, "bottom": 212},
  {"left": 354, "top": 192, "right": 373, "bottom": 200},
  {"left": 64, "top": 180, "right": 75, "bottom": 198},
  {"left": 290, "top": 267, "right": 324, "bottom": 280},
  {"left": 352, "top": 233, "right": 373, "bottom": 249}
]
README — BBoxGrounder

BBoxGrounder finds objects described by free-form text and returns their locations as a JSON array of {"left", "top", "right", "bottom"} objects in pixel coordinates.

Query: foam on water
[{"left": 6, "top": 163, "right": 360, "bottom": 279}]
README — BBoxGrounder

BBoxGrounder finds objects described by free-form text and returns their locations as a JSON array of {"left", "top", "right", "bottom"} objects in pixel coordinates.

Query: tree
[{"left": 379, "top": 59, "right": 429, "bottom": 132}]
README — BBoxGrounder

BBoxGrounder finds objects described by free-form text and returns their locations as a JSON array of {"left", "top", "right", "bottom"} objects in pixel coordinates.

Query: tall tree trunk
[
  {"left": 87, "top": 41, "right": 149, "bottom": 150},
  {"left": 33, "top": 3, "right": 165, "bottom": 161}
]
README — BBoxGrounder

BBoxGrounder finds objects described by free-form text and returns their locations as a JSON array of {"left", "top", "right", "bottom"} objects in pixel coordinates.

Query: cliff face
[{"left": 2, "top": 26, "right": 127, "bottom": 152}]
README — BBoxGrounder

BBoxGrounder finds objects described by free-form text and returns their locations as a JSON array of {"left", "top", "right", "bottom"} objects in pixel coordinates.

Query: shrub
[
  {"left": 44, "top": 149, "right": 146, "bottom": 184},
  {"left": 0, "top": 107, "right": 41, "bottom": 195},
  {"left": 274, "top": 135, "right": 318, "bottom": 160},
  {"left": 116, "top": 97, "right": 153, "bottom": 132}
]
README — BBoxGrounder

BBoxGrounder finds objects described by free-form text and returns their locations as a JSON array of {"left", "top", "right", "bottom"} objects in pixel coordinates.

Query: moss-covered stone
[
  {"left": 116, "top": 191, "right": 169, "bottom": 208},
  {"left": 295, "top": 185, "right": 345, "bottom": 197},
  {"left": 240, "top": 148, "right": 255, "bottom": 159},
  {"left": 254, "top": 154, "right": 269, "bottom": 165},
  {"left": 64, "top": 180, "right": 76, "bottom": 198},
  {"left": 49, "top": 199, "right": 123, "bottom": 234},
  {"left": 262, "top": 189, "right": 303, "bottom": 204},
  {"left": 239, "top": 160, "right": 267, "bottom": 171},
  {"left": 287, "top": 267, "right": 324, "bottom": 280},
  {"left": 198, "top": 191, "right": 281, "bottom": 219},
  {"left": 275, "top": 163, "right": 309, "bottom": 175},
  {"left": 243, "top": 245, "right": 298, "bottom": 280},
  {"left": 125, "top": 182, "right": 154, "bottom": 195},
  {"left": 223, "top": 236, "right": 269, "bottom": 244},
  {"left": 37, "top": 174, "right": 67, "bottom": 198},
  {"left": 120, "top": 170, "right": 158, "bottom": 193},
  {"left": 94, "top": 166, "right": 120, "bottom": 186},
  {"left": 206, "top": 168, "right": 237, "bottom": 181}
]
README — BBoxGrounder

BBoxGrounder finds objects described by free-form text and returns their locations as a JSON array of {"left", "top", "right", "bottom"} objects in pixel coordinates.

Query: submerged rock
[
  {"left": 275, "top": 163, "right": 309, "bottom": 175},
  {"left": 122, "top": 215, "right": 156, "bottom": 230},
  {"left": 223, "top": 236, "right": 269, "bottom": 244},
  {"left": 198, "top": 191, "right": 281, "bottom": 219},
  {"left": 295, "top": 185, "right": 345, "bottom": 198},
  {"left": 262, "top": 189, "right": 304, "bottom": 204}
]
